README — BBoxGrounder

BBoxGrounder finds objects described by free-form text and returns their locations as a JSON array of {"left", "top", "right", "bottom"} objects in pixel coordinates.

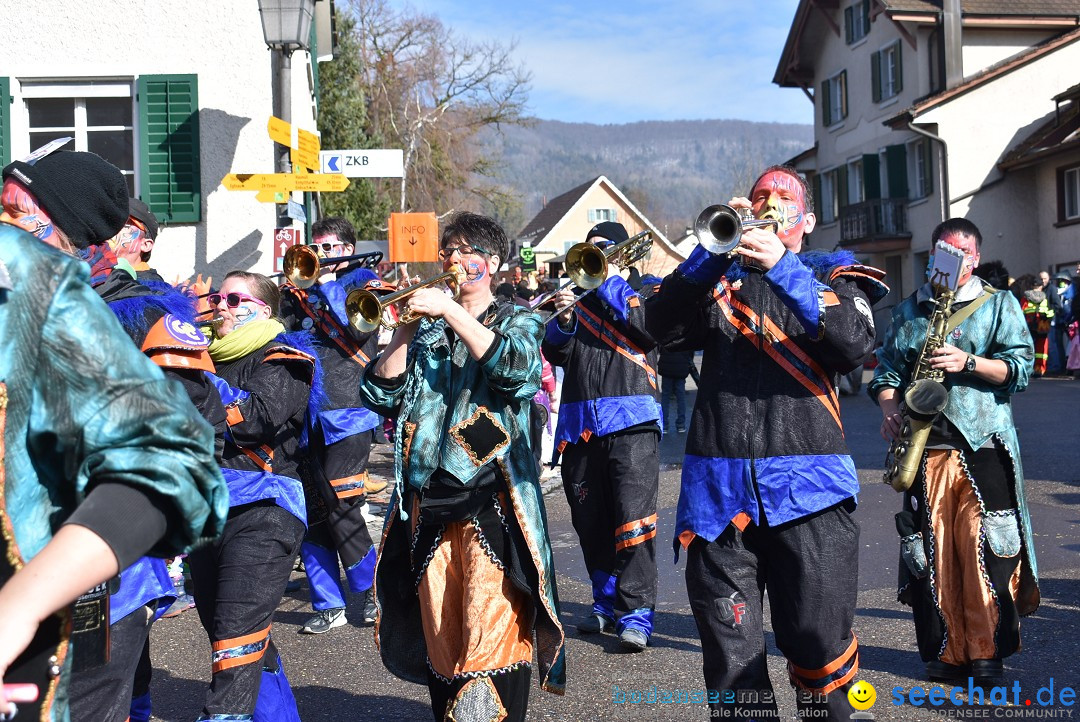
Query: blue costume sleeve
[{"left": 764, "top": 250, "right": 830, "bottom": 338}]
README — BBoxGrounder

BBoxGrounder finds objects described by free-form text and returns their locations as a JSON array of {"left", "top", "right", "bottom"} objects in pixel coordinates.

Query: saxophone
[{"left": 883, "top": 284, "right": 955, "bottom": 492}]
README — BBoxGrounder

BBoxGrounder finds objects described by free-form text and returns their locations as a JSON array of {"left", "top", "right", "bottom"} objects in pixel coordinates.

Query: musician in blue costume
[
  {"left": 70, "top": 254, "right": 227, "bottom": 722},
  {"left": 645, "top": 165, "right": 887, "bottom": 721},
  {"left": 188, "top": 271, "right": 323, "bottom": 722},
  {"left": 541, "top": 220, "right": 662, "bottom": 652},
  {"left": 0, "top": 150, "right": 226, "bottom": 722},
  {"left": 279, "top": 217, "right": 383, "bottom": 635},
  {"left": 359, "top": 212, "right": 564, "bottom": 721}
]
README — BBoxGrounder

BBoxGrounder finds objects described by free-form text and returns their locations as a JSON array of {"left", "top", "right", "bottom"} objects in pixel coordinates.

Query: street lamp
[{"left": 258, "top": 0, "right": 315, "bottom": 226}]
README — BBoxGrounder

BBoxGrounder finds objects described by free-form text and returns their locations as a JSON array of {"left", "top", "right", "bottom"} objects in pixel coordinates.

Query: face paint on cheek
[
  {"left": 109, "top": 225, "right": 142, "bottom": 253},
  {"left": 0, "top": 182, "right": 56, "bottom": 240},
  {"left": 231, "top": 305, "right": 259, "bottom": 329},
  {"left": 462, "top": 260, "right": 487, "bottom": 285}
]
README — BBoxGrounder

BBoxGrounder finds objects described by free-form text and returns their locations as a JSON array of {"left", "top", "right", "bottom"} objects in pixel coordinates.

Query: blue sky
[{"left": 404, "top": 0, "right": 811, "bottom": 126}]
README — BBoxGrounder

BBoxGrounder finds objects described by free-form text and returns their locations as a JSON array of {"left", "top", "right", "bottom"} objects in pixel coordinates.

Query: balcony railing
[{"left": 839, "top": 198, "right": 910, "bottom": 245}]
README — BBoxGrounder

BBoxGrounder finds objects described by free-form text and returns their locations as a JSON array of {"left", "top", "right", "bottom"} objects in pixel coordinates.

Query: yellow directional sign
[
  {"left": 268, "top": 116, "right": 292, "bottom": 146},
  {"left": 293, "top": 173, "right": 348, "bottom": 192},
  {"left": 222, "top": 173, "right": 350, "bottom": 193},
  {"left": 255, "top": 189, "right": 287, "bottom": 203},
  {"left": 291, "top": 146, "right": 319, "bottom": 172},
  {"left": 297, "top": 128, "right": 320, "bottom": 154}
]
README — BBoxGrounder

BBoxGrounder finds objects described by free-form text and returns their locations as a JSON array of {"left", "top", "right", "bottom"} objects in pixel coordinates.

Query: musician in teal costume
[
  {"left": 358, "top": 212, "right": 564, "bottom": 722},
  {"left": 870, "top": 217, "right": 1038, "bottom": 685},
  {"left": 0, "top": 220, "right": 227, "bottom": 721}
]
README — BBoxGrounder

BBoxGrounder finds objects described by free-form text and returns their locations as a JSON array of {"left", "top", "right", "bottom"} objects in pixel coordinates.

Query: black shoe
[
  {"left": 577, "top": 614, "right": 615, "bottom": 634},
  {"left": 926, "top": 660, "right": 970, "bottom": 682},
  {"left": 299, "top": 607, "right": 346, "bottom": 634},
  {"left": 363, "top": 590, "right": 377, "bottom": 625},
  {"left": 971, "top": 658, "right": 1003, "bottom": 685}
]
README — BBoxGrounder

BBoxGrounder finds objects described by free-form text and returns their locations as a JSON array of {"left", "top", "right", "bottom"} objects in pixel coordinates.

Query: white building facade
[
  {"left": 0, "top": 1, "right": 333, "bottom": 280},
  {"left": 775, "top": 0, "right": 1080, "bottom": 316}
]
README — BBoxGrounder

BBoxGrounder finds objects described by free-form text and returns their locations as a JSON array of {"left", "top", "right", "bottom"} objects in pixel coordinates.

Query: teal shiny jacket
[
  {"left": 868, "top": 279, "right": 1039, "bottom": 614},
  {"left": 0, "top": 225, "right": 228, "bottom": 719},
  {"left": 358, "top": 297, "right": 566, "bottom": 694}
]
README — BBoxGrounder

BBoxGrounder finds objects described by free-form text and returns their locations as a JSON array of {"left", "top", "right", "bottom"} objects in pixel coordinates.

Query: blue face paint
[
  {"left": 462, "top": 259, "right": 487, "bottom": 286},
  {"left": 231, "top": 304, "right": 260, "bottom": 329}
]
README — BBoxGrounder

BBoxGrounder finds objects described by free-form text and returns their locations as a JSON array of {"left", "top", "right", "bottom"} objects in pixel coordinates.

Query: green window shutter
[
  {"left": 821, "top": 79, "right": 832, "bottom": 126},
  {"left": 894, "top": 42, "right": 903, "bottom": 94},
  {"left": 309, "top": 20, "right": 320, "bottom": 112},
  {"left": 845, "top": 6, "right": 854, "bottom": 44},
  {"left": 885, "top": 144, "right": 908, "bottom": 199},
  {"left": 811, "top": 173, "right": 822, "bottom": 217},
  {"left": 839, "top": 70, "right": 848, "bottom": 120},
  {"left": 862, "top": 0, "right": 871, "bottom": 35},
  {"left": 871, "top": 51, "right": 881, "bottom": 102},
  {"left": 863, "top": 153, "right": 881, "bottom": 199},
  {"left": 137, "top": 74, "right": 201, "bottom": 223},
  {"left": 0, "top": 77, "right": 10, "bottom": 169}
]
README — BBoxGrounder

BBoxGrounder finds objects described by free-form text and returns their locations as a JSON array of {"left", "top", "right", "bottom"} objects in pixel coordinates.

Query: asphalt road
[{"left": 147, "top": 373, "right": 1080, "bottom": 721}]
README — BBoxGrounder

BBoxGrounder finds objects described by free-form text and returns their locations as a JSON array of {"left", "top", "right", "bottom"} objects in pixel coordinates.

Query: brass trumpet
[
  {"left": 694, "top": 204, "right": 780, "bottom": 256},
  {"left": 345, "top": 265, "right": 467, "bottom": 333},
  {"left": 279, "top": 244, "right": 384, "bottom": 289},
  {"left": 529, "top": 230, "right": 653, "bottom": 311}
]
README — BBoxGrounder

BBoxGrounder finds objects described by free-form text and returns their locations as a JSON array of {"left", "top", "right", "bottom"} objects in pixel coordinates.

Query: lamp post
[{"left": 258, "top": 0, "right": 315, "bottom": 228}]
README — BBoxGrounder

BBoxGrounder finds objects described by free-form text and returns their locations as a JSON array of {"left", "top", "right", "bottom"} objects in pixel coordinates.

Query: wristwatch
[{"left": 964, "top": 354, "right": 977, "bottom": 373}]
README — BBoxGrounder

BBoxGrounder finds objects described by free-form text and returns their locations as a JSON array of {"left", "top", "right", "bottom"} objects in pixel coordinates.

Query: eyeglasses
[
  {"left": 208, "top": 292, "right": 268, "bottom": 308},
  {"left": 439, "top": 245, "right": 489, "bottom": 260},
  {"left": 311, "top": 242, "right": 344, "bottom": 253}
]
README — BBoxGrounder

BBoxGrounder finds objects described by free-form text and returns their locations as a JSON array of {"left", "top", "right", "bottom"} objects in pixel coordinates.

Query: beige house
[
  {"left": 516, "top": 175, "right": 684, "bottom": 279},
  {"left": 774, "top": 0, "right": 1080, "bottom": 315}
]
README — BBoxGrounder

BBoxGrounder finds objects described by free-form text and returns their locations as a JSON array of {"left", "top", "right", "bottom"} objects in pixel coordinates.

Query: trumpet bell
[
  {"left": 282, "top": 245, "right": 320, "bottom": 289},
  {"left": 345, "top": 288, "right": 384, "bottom": 334},
  {"left": 694, "top": 205, "right": 743, "bottom": 255},
  {"left": 565, "top": 243, "right": 608, "bottom": 291}
]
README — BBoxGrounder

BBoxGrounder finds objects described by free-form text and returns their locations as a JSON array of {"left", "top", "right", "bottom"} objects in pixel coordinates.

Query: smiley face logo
[{"left": 848, "top": 680, "right": 876, "bottom": 710}]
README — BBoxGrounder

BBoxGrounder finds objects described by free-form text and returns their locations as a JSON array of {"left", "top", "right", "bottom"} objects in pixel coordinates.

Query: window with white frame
[
  {"left": 22, "top": 81, "right": 136, "bottom": 197},
  {"left": 588, "top": 208, "right": 617, "bottom": 223},
  {"left": 872, "top": 41, "right": 903, "bottom": 102},
  {"left": 819, "top": 168, "right": 839, "bottom": 224},
  {"left": 845, "top": 0, "right": 870, "bottom": 45},
  {"left": 847, "top": 158, "right": 865, "bottom": 204},
  {"left": 907, "top": 138, "right": 933, "bottom": 199},
  {"left": 1062, "top": 165, "right": 1080, "bottom": 221},
  {"left": 822, "top": 71, "right": 847, "bottom": 127}
]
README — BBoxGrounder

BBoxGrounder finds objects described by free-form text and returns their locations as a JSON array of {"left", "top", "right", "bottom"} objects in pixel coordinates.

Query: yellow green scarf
[{"left": 208, "top": 318, "right": 285, "bottom": 363}]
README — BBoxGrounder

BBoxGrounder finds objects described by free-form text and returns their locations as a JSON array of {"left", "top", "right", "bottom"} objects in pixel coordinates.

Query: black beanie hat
[
  {"left": 127, "top": 198, "right": 159, "bottom": 240},
  {"left": 586, "top": 220, "right": 629, "bottom": 244},
  {"left": 2, "top": 151, "right": 129, "bottom": 249}
]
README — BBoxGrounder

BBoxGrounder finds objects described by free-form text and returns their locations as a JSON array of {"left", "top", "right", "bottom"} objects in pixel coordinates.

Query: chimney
[{"left": 943, "top": 0, "right": 963, "bottom": 88}]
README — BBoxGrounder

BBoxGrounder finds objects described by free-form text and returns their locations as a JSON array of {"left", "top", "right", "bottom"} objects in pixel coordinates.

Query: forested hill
[{"left": 479, "top": 118, "right": 814, "bottom": 238}]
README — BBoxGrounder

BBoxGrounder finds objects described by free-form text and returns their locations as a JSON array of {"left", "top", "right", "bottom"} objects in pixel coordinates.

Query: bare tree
[{"left": 346, "top": 0, "right": 531, "bottom": 214}]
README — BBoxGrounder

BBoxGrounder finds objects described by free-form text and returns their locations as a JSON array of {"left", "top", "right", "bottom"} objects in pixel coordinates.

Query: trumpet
[
  {"left": 694, "top": 204, "right": 780, "bottom": 257},
  {"left": 529, "top": 230, "right": 653, "bottom": 311},
  {"left": 345, "top": 265, "right": 467, "bottom": 333},
  {"left": 278, "top": 244, "right": 384, "bottom": 289}
]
